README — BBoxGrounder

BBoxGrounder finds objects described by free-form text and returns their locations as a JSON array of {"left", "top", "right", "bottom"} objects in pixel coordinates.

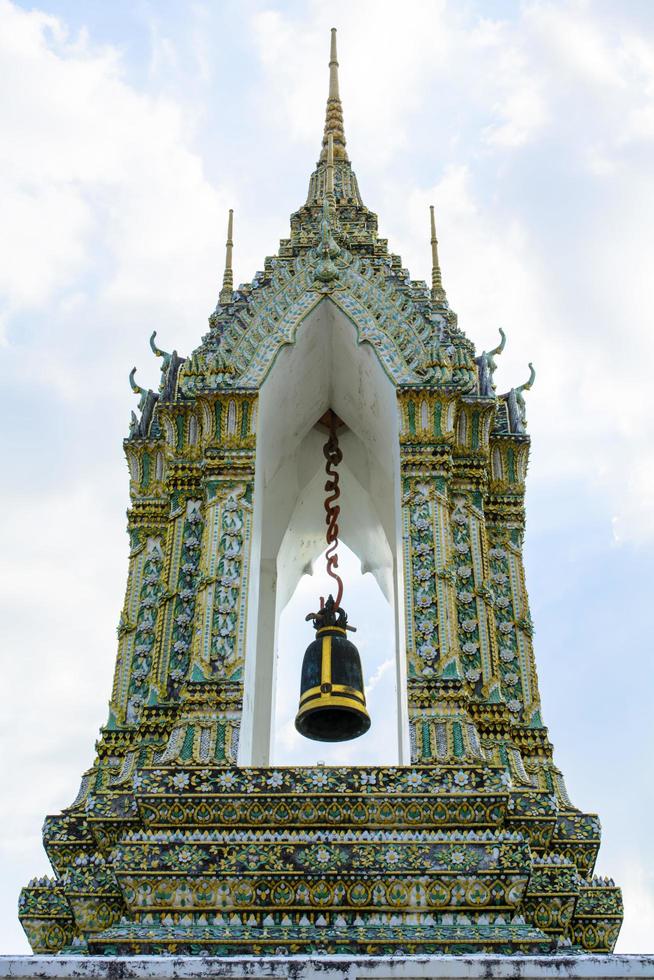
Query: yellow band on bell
[
  {"left": 296, "top": 694, "right": 370, "bottom": 718},
  {"left": 321, "top": 634, "right": 332, "bottom": 687},
  {"left": 316, "top": 626, "right": 347, "bottom": 636},
  {"left": 299, "top": 683, "right": 367, "bottom": 707}
]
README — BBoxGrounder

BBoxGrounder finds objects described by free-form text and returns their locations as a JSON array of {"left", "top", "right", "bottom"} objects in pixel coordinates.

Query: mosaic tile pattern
[{"left": 19, "top": 35, "right": 622, "bottom": 957}]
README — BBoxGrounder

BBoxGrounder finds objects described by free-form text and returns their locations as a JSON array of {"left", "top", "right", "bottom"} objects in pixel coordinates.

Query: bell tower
[{"left": 19, "top": 29, "right": 623, "bottom": 958}]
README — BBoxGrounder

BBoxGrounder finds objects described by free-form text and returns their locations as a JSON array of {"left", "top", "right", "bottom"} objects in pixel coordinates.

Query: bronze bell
[{"left": 295, "top": 596, "right": 370, "bottom": 742}]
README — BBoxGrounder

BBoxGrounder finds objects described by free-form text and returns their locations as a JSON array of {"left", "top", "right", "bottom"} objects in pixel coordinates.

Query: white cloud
[
  {"left": 250, "top": 0, "right": 458, "bottom": 166},
  {"left": 429, "top": 163, "right": 654, "bottom": 543},
  {"left": 0, "top": 0, "right": 231, "bottom": 351},
  {"left": 526, "top": 2, "right": 626, "bottom": 90},
  {"left": 365, "top": 657, "right": 394, "bottom": 697},
  {"left": 484, "top": 86, "right": 549, "bottom": 148}
]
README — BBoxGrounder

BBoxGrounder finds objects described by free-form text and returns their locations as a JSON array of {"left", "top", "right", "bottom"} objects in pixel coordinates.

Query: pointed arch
[
  {"left": 178, "top": 251, "right": 445, "bottom": 397},
  {"left": 238, "top": 296, "right": 409, "bottom": 765}
]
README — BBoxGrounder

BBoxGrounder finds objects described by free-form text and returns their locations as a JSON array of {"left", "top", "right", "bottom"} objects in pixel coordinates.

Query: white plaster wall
[{"left": 239, "top": 298, "right": 407, "bottom": 766}]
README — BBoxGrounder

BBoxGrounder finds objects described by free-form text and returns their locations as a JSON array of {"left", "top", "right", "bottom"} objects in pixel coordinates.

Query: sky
[{"left": 0, "top": 0, "right": 653, "bottom": 956}]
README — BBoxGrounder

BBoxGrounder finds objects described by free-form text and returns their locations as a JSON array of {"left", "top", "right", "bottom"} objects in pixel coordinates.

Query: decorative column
[
  {"left": 109, "top": 441, "right": 169, "bottom": 731},
  {"left": 486, "top": 429, "right": 559, "bottom": 794},
  {"left": 398, "top": 388, "right": 485, "bottom": 764},
  {"left": 153, "top": 391, "right": 257, "bottom": 766},
  {"left": 446, "top": 396, "right": 502, "bottom": 698}
]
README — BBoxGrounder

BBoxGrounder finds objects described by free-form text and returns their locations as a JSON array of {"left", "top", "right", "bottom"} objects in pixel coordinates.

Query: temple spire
[
  {"left": 430, "top": 205, "right": 447, "bottom": 304},
  {"left": 320, "top": 28, "right": 348, "bottom": 162},
  {"left": 326, "top": 134, "right": 335, "bottom": 201},
  {"left": 219, "top": 208, "right": 234, "bottom": 305}
]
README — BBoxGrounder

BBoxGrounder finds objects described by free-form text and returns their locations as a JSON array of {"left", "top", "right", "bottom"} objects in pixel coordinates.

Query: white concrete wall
[{"left": 2, "top": 955, "right": 653, "bottom": 980}]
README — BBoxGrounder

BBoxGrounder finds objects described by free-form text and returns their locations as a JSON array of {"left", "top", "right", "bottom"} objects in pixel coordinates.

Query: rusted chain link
[{"left": 322, "top": 420, "right": 344, "bottom": 608}]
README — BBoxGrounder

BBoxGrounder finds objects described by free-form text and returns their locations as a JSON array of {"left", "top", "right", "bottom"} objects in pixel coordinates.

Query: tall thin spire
[
  {"left": 320, "top": 28, "right": 348, "bottom": 162},
  {"left": 430, "top": 205, "right": 447, "bottom": 304},
  {"left": 219, "top": 208, "right": 234, "bottom": 305}
]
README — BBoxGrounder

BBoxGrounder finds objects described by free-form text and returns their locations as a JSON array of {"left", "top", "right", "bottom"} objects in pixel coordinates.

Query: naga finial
[
  {"left": 489, "top": 327, "right": 507, "bottom": 357},
  {"left": 476, "top": 328, "right": 507, "bottom": 397},
  {"left": 150, "top": 330, "right": 167, "bottom": 359},
  {"left": 518, "top": 362, "right": 536, "bottom": 392},
  {"left": 314, "top": 194, "right": 340, "bottom": 284},
  {"left": 129, "top": 367, "right": 143, "bottom": 395},
  {"left": 506, "top": 362, "right": 536, "bottom": 434},
  {"left": 149, "top": 329, "right": 174, "bottom": 386},
  {"left": 128, "top": 366, "right": 151, "bottom": 428}
]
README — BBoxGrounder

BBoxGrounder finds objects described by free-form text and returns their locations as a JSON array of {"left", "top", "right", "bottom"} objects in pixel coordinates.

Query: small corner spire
[
  {"left": 430, "top": 205, "right": 447, "bottom": 304},
  {"left": 320, "top": 28, "right": 348, "bottom": 163},
  {"left": 219, "top": 208, "right": 234, "bottom": 305}
]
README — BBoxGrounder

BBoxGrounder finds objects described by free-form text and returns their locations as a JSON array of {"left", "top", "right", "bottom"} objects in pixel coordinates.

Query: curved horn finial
[
  {"left": 519, "top": 362, "right": 536, "bottom": 392},
  {"left": 489, "top": 327, "right": 506, "bottom": 357},
  {"left": 129, "top": 367, "right": 142, "bottom": 394},
  {"left": 149, "top": 330, "right": 160, "bottom": 356}
]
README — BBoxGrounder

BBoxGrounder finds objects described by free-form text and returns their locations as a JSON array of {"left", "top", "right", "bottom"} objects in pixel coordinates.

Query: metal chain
[{"left": 322, "top": 419, "right": 344, "bottom": 608}]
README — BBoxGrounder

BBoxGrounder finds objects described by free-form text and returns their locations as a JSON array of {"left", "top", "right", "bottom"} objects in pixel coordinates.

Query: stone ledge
[{"left": 1, "top": 955, "right": 653, "bottom": 980}]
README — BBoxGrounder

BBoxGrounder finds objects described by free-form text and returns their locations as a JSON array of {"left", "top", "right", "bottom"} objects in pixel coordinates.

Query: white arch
[{"left": 238, "top": 297, "right": 408, "bottom": 765}]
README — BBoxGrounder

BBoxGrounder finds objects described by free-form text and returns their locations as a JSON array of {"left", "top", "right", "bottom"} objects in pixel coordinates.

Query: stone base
[
  {"left": 78, "top": 920, "right": 558, "bottom": 956},
  {"left": 1, "top": 955, "right": 653, "bottom": 980},
  {"left": 24, "top": 767, "right": 623, "bottom": 956}
]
